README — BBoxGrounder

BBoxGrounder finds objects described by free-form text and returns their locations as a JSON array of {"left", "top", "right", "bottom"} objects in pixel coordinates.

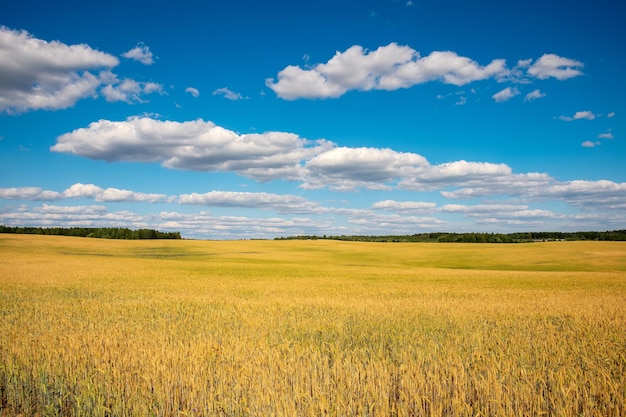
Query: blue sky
[{"left": 1, "top": 0, "right": 624, "bottom": 239}]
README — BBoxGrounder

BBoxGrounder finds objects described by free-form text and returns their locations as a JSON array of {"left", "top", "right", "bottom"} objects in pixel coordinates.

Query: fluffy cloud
[
  {"left": 0, "top": 27, "right": 163, "bottom": 112},
  {"left": 179, "top": 191, "right": 326, "bottom": 214},
  {"left": 0, "top": 187, "right": 63, "bottom": 200},
  {"left": 100, "top": 75, "right": 164, "bottom": 103},
  {"left": 51, "top": 117, "right": 541, "bottom": 193},
  {"left": 582, "top": 141, "right": 601, "bottom": 148},
  {"left": 266, "top": 43, "right": 507, "bottom": 99},
  {"left": 122, "top": 43, "right": 154, "bottom": 65},
  {"left": 558, "top": 111, "right": 596, "bottom": 121},
  {"left": 302, "top": 147, "right": 429, "bottom": 190},
  {"left": 0, "top": 26, "right": 118, "bottom": 113},
  {"left": 51, "top": 117, "right": 333, "bottom": 182},
  {"left": 492, "top": 87, "right": 519, "bottom": 103},
  {"left": 524, "top": 89, "right": 546, "bottom": 102},
  {"left": 0, "top": 183, "right": 172, "bottom": 203},
  {"left": 527, "top": 54, "right": 584, "bottom": 80},
  {"left": 266, "top": 45, "right": 583, "bottom": 100}
]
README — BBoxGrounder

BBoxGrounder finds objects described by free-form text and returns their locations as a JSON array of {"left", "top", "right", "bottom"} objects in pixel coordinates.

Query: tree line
[
  {"left": 0, "top": 226, "right": 181, "bottom": 240},
  {"left": 276, "top": 230, "right": 626, "bottom": 243}
]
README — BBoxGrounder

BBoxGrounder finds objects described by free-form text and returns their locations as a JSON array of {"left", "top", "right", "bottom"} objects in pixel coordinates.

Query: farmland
[{"left": 1, "top": 234, "right": 625, "bottom": 416}]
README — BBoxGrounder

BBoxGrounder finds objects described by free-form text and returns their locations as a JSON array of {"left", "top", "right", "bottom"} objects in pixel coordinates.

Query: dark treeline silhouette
[
  {"left": 276, "top": 230, "right": 626, "bottom": 243},
  {"left": 0, "top": 226, "right": 181, "bottom": 240}
]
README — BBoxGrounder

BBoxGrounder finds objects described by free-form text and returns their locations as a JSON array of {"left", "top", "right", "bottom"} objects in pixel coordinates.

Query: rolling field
[{"left": 1, "top": 234, "right": 625, "bottom": 416}]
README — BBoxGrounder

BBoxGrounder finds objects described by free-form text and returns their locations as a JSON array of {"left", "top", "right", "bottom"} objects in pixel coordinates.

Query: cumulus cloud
[
  {"left": 492, "top": 87, "right": 519, "bottom": 103},
  {"left": 0, "top": 27, "right": 163, "bottom": 112},
  {"left": 122, "top": 43, "right": 154, "bottom": 65},
  {"left": 179, "top": 191, "right": 325, "bottom": 214},
  {"left": 558, "top": 111, "right": 596, "bottom": 121},
  {"left": 597, "top": 131, "right": 614, "bottom": 140},
  {"left": 266, "top": 45, "right": 584, "bottom": 100},
  {"left": 527, "top": 54, "right": 584, "bottom": 80},
  {"left": 524, "top": 89, "right": 546, "bottom": 102},
  {"left": 0, "top": 26, "right": 118, "bottom": 113},
  {"left": 51, "top": 117, "right": 333, "bottom": 182},
  {"left": 100, "top": 76, "right": 164, "bottom": 103},
  {"left": 266, "top": 43, "right": 507, "bottom": 99},
  {"left": 582, "top": 141, "right": 601, "bottom": 148},
  {"left": 185, "top": 87, "right": 200, "bottom": 97},
  {"left": 0, "top": 183, "right": 173, "bottom": 203},
  {"left": 0, "top": 187, "right": 63, "bottom": 200},
  {"left": 51, "top": 117, "right": 548, "bottom": 193},
  {"left": 302, "top": 147, "right": 429, "bottom": 190},
  {"left": 212, "top": 87, "right": 244, "bottom": 101}
]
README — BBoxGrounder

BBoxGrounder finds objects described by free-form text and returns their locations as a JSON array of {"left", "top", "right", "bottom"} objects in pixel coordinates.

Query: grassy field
[{"left": 1, "top": 234, "right": 625, "bottom": 416}]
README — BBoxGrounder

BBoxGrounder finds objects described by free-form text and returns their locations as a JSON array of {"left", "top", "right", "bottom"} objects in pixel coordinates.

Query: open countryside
[{"left": 1, "top": 235, "right": 625, "bottom": 416}]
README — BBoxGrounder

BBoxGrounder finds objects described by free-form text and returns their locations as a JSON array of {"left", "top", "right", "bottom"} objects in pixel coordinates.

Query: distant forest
[
  {"left": 276, "top": 230, "right": 626, "bottom": 243},
  {"left": 0, "top": 226, "right": 181, "bottom": 240}
]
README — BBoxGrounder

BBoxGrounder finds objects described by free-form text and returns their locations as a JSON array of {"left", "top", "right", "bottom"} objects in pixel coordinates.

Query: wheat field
[{"left": 1, "top": 234, "right": 625, "bottom": 416}]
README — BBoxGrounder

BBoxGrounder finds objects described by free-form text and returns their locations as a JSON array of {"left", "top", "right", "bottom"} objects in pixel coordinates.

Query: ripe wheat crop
[{"left": 1, "top": 235, "right": 625, "bottom": 416}]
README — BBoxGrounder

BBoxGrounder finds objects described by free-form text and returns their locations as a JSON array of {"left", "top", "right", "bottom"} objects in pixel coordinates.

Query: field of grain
[{"left": 1, "top": 234, "right": 625, "bottom": 416}]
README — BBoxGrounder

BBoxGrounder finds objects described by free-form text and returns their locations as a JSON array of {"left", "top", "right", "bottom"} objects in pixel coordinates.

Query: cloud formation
[
  {"left": 0, "top": 183, "right": 173, "bottom": 203},
  {"left": 492, "top": 87, "right": 519, "bottom": 103},
  {"left": 266, "top": 43, "right": 507, "bottom": 99},
  {"left": 524, "top": 89, "right": 546, "bottom": 102},
  {"left": 51, "top": 117, "right": 333, "bottom": 182},
  {"left": 0, "top": 26, "right": 118, "bottom": 113},
  {"left": 266, "top": 44, "right": 583, "bottom": 100},
  {"left": 179, "top": 191, "right": 325, "bottom": 214},
  {"left": 0, "top": 27, "right": 162, "bottom": 112},
  {"left": 526, "top": 54, "right": 584, "bottom": 80},
  {"left": 122, "top": 43, "right": 154, "bottom": 65},
  {"left": 558, "top": 111, "right": 596, "bottom": 121},
  {"left": 185, "top": 87, "right": 200, "bottom": 97},
  {"left": 212, "top": 87, "right": 244, "bottom": 101}
]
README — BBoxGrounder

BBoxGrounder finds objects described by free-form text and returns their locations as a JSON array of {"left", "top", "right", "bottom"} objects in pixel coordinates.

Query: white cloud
[
  {"left": 122, "top": 43, "right": 154, "bottom": 65},
  {"left": 582, "top": 141, "right": 601, "bottom": 148},
  {"left": 492, "top": 87, "right": 519, "bottom": 103},
  {"left": 100, "top": 78, "right": 164, "bottom": 103},
  {"left": 439, "top": 172, "right": 554, "bottom": 199},
  {"left": 557, "top": 110, "right": 596, "bottom": 121},
  {"left": 597, "top": 131, "right": 614, "bottom": 140},
  {"left": 266, "top": 43, "right": 507, "bottom": 99},
  {"left": 607, "top": 112, "right": 615, "bottom": 118},
  {"left": 51, "top": 118, "right": 535, "bottom": 193},
  {"left": 213, "top": 87, "right": 244, "bottom": 101},
  {"left": 0, "top": 27, "right": 164, "bottom": 112},
  {"left": 179, "top": 191, "right": 325, "bottom": 214},
  {"left": 0, "top": 26, "right": 118, "bottom": 113},
  {"left": 302, "top": 147, "right": 429, "bottom": 190},
  {"left": 0, "top": 183, "right": 173, "bottom": 203},
  {"left": 0, "top": 187, "right": 63, "bottom": 200},
  {"left": 527, "top": 54, "right": 584, "bottom": 80},
  {"left": 185, "top": 87, "right": 200, "bottom": 97},
  {"left": 372, "top": 200, "right": 437, "bottom": 214},
  {"left": 51, "top": 117, "right": 333, "bottom": 182},
  {"left": 541, "top": 180, "right": 626, "bottom": 210},
  {"left": 524, "top": 89, "right": 546, "bottom": 102},
  {"left": 399, "top": 160, "right": 513, "bottom": 190}
]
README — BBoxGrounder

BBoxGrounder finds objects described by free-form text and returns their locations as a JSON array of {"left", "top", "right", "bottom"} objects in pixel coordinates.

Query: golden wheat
[{"left": 1, "top": 235, "right": 625, "bottom": 416}]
